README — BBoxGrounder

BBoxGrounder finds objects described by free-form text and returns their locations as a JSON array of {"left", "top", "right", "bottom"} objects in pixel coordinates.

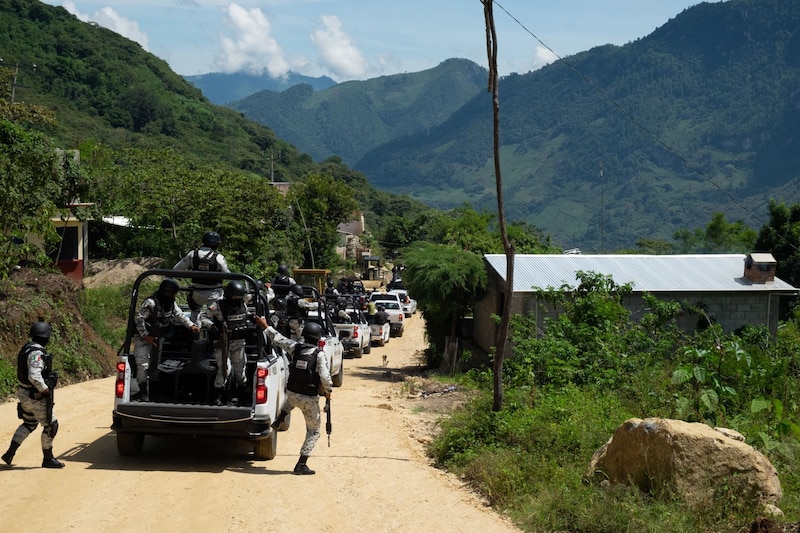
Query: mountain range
[{"left": 225, "top": 0, "right": 800, "bottom": 252}]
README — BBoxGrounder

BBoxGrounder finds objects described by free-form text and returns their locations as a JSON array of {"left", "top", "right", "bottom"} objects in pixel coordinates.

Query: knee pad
[{"left": 43, "top": 420, "right": 59, "bottom": 439}]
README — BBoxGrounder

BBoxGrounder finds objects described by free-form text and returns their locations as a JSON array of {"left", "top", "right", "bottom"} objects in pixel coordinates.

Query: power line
[{"left": 491, "top": 1, "right": 800, "bottom": 255}]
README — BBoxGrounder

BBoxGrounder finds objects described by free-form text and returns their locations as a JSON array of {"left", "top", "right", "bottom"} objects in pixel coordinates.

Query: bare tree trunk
[{"left": 482, "top": 1, "right": 515, "bottom": 412}]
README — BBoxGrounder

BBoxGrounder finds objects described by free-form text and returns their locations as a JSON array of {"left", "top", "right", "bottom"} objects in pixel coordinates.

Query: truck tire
[
  {"left": 398, "top": 326, "right": 404, "bottom": 337},
  {"left": 378, "top": 335, "right": 386, "bottom": 347},
  {"left": 353, "top": 347, "right": 363, "bottom": 359},
  {"left": 363, "top": 341, "right": 371, "bottom": 354},
  {"left": 332, "top": 366, "right": 344, "bottom": 387},
  {"left": 254, "top": 432, "right": 277, "bottom": 460},
  {"left": 117, "top": 432, "right": 144, "bottom": 456}
]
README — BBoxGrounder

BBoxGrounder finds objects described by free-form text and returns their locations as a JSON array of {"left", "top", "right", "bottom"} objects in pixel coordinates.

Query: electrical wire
[{"left": 491, "top": 0, "right": 800, "bottom": 255}]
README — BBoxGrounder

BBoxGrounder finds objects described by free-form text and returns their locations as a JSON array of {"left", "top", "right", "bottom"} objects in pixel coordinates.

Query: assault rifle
[
  {"left": 325, "top": 396, "right": 332, "bottom": 447},
  {"left": 45, "top": 372, "right": 58, "bottom": 425}
]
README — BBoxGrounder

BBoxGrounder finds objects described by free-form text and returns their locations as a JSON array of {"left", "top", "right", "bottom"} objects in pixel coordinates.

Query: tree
[
  {"left": 288, "top": 172, "right": 359, "bottom": 269},
  {"left": 0, "top": 119, "right": 89, "bottom": 277},
  {"left": 754, "top": 201, "right": 800, "bottom": 288},
  {"left": 402, "top": 242, "right": 487, "bottom": 372}
]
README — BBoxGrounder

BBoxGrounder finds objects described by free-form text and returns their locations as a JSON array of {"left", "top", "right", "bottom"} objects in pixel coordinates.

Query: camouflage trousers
[
  {"left": 132, "top": 337, "right": 154, "bottom": 386},
  {"left": 213, "top": 338, "right": 246, "bottom": 389},
  {"left": 12, "top": 387, "right": 57, "bottom": 450},
  {"left": 189, "top": 288, "right": 223, "bottom": 323},
  {"left": 285, "top": 390, "right": 321, "bottom": 457}
]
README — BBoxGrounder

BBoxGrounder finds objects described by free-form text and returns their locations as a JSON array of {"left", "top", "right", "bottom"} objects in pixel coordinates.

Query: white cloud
[
  {"left": 535, "top": 45, "right": 559, "bottom": 66},
  {"left": 62, "top": 0, "right": 149, "bottom": 51},
  {"left": 216, "top": 3, "right": 290, "bottom": 77},
  {"left": 310, "top": 15, "right": 367, "bottom": 79}
]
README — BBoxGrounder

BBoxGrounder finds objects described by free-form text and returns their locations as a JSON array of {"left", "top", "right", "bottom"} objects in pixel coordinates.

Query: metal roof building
[
  {"left": 483, "top": 254, "right": 797, "bottom": 293},
  {"left": 472, "top": 254, "right": 799, "bottom": 355}
]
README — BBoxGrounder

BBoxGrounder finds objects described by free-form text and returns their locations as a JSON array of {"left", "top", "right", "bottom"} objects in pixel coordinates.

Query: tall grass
[{"left": 430, "top": 275, "right": 800, "bottom": 532}]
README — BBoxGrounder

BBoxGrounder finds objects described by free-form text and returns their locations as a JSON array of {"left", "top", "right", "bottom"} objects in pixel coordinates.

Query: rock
[{"left": 587, "top": 418, "right": 782, "bottom": 511}]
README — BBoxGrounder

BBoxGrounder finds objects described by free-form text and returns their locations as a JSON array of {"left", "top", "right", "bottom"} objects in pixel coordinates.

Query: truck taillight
[
  {"left": 255, "top": 367, "right": 268, "bottom": 404},
  {"left": 399, "top": 313, "right": 404, "bottom": 321},
  {"left": 352, "top": 325, "right": 359, "bottom": 338},
  {"left": 115, "top": 361, "right": 126, "bottom": 398}
]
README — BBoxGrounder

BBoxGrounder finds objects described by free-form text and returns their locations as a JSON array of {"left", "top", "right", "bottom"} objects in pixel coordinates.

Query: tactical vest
[
  {"left": 145, "top": 295, "right": 177, "bottom": 336},
  {"left": 17, "top": 342, "right": 51, "bottom": 387},
  {"left": 191, "top": 249, "right": 219, "bottom": 285},
  {"left": 219, "top": 299, "right": 249, "bottom": 340},
  {"left": 287, "top": 344, "right": 322, "bottom": 396},
  {"left": 286, "top": 294, "right": 306, "bottom": 318}
]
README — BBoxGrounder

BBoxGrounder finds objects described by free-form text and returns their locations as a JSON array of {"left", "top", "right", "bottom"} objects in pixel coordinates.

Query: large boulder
[{"left": 587, "top": 418, "right": 782, "bottom": 511}]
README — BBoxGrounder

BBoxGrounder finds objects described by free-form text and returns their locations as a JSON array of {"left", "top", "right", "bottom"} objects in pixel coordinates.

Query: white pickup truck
[
  {"left": 369, "top": 292, "right": 405, "bottom": 337},
  {"left": 329, "top": 295, "right": 371, "bottom": 358},
  {"left": 111, "top": 269, "right": 291, "bottom": 460}
]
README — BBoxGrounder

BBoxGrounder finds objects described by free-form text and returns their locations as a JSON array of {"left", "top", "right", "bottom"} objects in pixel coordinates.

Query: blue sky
[{"left": 40, "top": 1, "right": 718, "bottom": 81}]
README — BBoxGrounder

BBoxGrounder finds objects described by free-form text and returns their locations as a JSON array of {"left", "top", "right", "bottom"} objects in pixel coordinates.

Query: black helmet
[
  {"left": 224, "top": 280, "right": 246, "bottom": 299},
  {"left": 271, "top": 297, "right": 286, "bottom": 311},
  {"left": 290, "top": 284, "right": 304, "bottom": 296},
  {"left": 158, "top": 278, "right": 180, "bottom": 298},
  {"left": 202, "top": 231, "right": 221, "bottom": 249},
  {"left": 326, "top": 280, "right": 334, "bottom": 288},
  {"left": 302, "top": 321, "right": 324, "bottom": 343},
  {"left": 30, "top": 319, "right": 52, "bottom": 341},
  {"left": 277, "top": 264, "right": 289, "bottom": 276}
]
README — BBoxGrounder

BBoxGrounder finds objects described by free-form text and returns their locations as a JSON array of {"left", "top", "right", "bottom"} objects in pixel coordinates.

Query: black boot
[
  {"left": 293, "top": 455, "right": 315, "bottom": 475},
  {"left": 213, "top": 387, "right": 225, "bottom": 406},
  {"left": 2, "top": 441, "right": 20, "bottom": 465},
  {"left": 41, "top": 448, "right": 64, "bottom": 469},
  {"left": 271, "top": 410, "right": 287, "bottom": 431},
  {"left": 133, "top": 382, "right": 148, "bottom": 401}
]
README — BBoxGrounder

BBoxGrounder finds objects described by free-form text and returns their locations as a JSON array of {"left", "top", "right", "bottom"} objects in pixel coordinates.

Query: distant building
[{"left": 473, "top": 253, "right": 798, "bottom": 355}]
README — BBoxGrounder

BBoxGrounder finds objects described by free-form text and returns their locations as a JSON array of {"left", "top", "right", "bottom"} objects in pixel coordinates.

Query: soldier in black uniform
[{"left": 2, "top": 319, "right": 64, "bottom": 468}]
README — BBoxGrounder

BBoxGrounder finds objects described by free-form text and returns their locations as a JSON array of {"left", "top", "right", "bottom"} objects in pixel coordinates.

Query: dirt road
[{"left": 0, "top": 313, "right": 520, "bottom": 532}]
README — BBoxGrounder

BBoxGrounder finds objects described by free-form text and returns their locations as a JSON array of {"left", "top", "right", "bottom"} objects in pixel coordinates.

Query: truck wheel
[
  {"left": 254, "top": 432, "right": 277, "bottom": 460},
  {"left": 332, "top": 366, "right": 344, "bottom": 387},
  {"left": 363, "top": 341, "right": 371, "bottom": 354},
  {"left": 117, "top": 432, "right": 144, "bottom": 456},
  {"left": 378, "top": 336, "right": 385, "bottom": 347},
  {"left": 398, "top": 326, "right": 404, "bottom": 337},
  {"left": 353, "top": 347, "right": 363, "bottom": 359}
]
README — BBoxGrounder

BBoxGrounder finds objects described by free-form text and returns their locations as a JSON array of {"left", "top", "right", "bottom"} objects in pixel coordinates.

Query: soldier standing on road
[
  {"left": 254, "top": 317, "right": 332, "bottom": 475},
  {"left": 133, "top": 279, "right": 200, "bottom": 401},
  {"left": 2, "top": 319, "right": 64, "bottom": 468},
  {"left": 173, "top": 231, "right": 230, "bottom": 322}
]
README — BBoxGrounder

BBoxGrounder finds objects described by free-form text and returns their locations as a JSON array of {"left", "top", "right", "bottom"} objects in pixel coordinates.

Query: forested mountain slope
[
  {"left": 229, "top": 58, "right": 488, "bottom": 166},
  {"left": 230, "top": 0, "right": 800, "bottom": 251}
]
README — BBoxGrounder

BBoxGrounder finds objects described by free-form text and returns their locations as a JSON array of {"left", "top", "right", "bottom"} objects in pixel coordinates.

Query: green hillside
[
  {"left": 228, "top": 0, "right": 800, "bottom": 252},
  {"left": 229, "top": 58, "right": 488, "bottom": 166}
]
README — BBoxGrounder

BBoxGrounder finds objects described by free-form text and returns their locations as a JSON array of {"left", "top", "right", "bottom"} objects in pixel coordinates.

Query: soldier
[
  {"left": 254, "top": 318, "right": 332, "bottom": 475},
  {"left": 2, "top": 319, "right": 64, "bottom": 468},
  {"left": 270, "top": 264, "right": 296, "bottom": 298},
  {"left": 173, "top": 231, "right": 231, "bottom": 322},
  {"left": 133, "top": 278, "right": 200, "bottom": 401},
  {"left": 286, "top": 284, "right": 318, "bottom": 341},
  {"left": 200, "top": 280, "right": 251, "bottom": 405}
]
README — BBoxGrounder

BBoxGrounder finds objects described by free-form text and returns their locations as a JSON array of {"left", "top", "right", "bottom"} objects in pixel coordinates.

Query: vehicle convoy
[
  {"left": 369, "top": 292, "right": 405, "bottom": 337},
  {"left": 329, "top": 295, "right": 371, "bottom": 358},
  {"left": 111, "top": 270, "right": 292, "bottom": 460}
]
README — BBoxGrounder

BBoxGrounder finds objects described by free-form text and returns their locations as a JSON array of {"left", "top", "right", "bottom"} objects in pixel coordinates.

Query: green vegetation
[{"left": 430, "top": 272, "right": 800, "bottom": 532}]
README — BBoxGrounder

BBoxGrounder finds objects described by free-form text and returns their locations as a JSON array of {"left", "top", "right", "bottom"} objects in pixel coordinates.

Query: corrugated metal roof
[{"left": 484, "top": 254, "right": 798, "bottom": 293}]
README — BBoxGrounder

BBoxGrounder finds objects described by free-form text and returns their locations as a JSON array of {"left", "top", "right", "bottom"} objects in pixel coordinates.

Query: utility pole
[
  {"left": 265, "top": 147, "right": 281, "bottom": 182},
  {"left": 0, "top": 58, "right": 37, "bottom": 103},
  {"left": 600, "top": 160, "right": 605, "bottom": 254}
]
